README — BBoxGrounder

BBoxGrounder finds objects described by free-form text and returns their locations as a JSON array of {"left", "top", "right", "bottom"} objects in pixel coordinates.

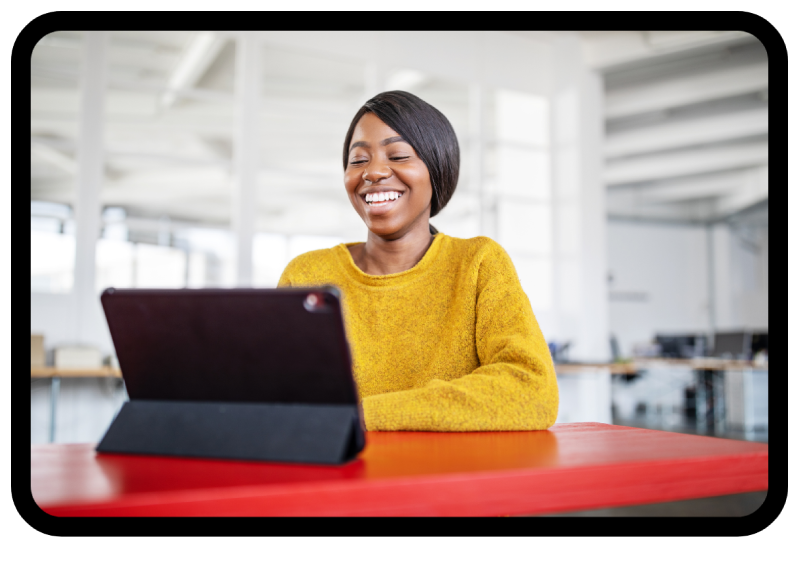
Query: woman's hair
[{"left": 342, "top": 91, "right": 460, "bottom": 224}]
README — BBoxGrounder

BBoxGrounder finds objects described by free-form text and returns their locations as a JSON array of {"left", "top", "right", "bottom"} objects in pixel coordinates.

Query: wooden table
[
  {"left": 30, "top": 366, "right": 123, "bottom": 379},
  {"left": 556, "top": 360, "right": 769, "bottom": 433},
  {"left": 30, "top": 366, "right": 123, "bottom": 443},
  {"left": 556, "top": 359, "right": 768, "bottom": 375},
  {"left": 30, "top": 422, "right": 767, "bottom": 517}
]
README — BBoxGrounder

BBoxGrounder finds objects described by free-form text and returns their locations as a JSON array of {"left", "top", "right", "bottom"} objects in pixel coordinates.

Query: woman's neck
[{"left": 350, "top": 225, "right": 435, "bottom": 276}]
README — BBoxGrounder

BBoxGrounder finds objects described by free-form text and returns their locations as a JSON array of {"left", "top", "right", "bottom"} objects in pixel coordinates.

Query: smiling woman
[
  {"left": 278, "top": 91, "right": 559, "bottom": 432},
  {"left": 342, "top": 91, "right": 459, "bottom": 275}
]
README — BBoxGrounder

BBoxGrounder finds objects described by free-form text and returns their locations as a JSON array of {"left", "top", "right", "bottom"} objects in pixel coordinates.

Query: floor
[
  {"left": 538, "top": 491, "right": 768, "bottom": 517},
  {"left": 31, "top": 377, "right": 127, "bottom": 444},
  {"left": 610, "top": 369, "right": 768, "bottom": 444}
]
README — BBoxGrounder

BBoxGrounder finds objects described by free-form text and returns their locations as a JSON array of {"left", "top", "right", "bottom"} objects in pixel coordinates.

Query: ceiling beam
[
  {"left": 626, "top": 169, "right": 762, "bottom": 203},
  {"left": 714, "top": 167, "right": 768, "bottom": 218},
  {"left": 607, "top": 167, "right": 767, "bottom": 222},
  {"left": 604, "top": 141, "right": 768, "bottom": 186},
  {"left": 31, "top": 65, "right": 235, "bottom": 104},
  {"left": 582, "top": 31, "right": 753, "bottom": 70},
  {"left": 161, "top": 32, "right": 227, "bottom": 107},
  {"left": 106, "top": 151, "right": 230, "bottom": 167},
  {"left": 32, "top": 137, "right": 231, "bottom": 168},
  {"left": 605, "top": 107, "right": 768, "bottom": 159},
  {"left": 605, "top": 62, "right": 767, "bottom": 119},
  {"left": 30, "top": 142, "right": 77, "bottom": 174},
  {"left": 607, "top": 191, "right": 720, "bottom": 223}
]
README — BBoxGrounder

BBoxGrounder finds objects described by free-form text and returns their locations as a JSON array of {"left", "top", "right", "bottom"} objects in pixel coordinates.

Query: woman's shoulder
[
  {"left": 280, "top": 245, "right": 344, "bottom": 284},
  {"left": 288, "top": 245, "right": 341, "bottom": 265},
  {"left": 440, "top": 234, "right": 517, "bottom": 288},
  {"left": 441, "top": 234, "right": 509, "bottom": 260}
]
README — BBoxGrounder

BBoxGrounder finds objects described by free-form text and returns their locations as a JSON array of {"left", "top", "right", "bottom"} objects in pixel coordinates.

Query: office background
[{"left": 30, "top": 31, "right": 768, "bottom": 445}]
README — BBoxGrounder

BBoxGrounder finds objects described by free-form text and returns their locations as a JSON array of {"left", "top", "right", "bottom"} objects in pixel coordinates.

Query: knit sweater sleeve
[
  {"left": 277, "top": 269, "right": 292, "bottom": 287},
  {"left": 277, "top": 256, "right": 299, "bottom": 287},
  {"left": 362, "top": 243, "right": 559, "bottom": 431}
]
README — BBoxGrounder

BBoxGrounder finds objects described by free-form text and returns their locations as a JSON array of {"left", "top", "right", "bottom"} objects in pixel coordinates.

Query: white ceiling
[
  {"left": 587, "top": 31, "right": 768, "bottom": 223},
  {"left": 30, "top": 30, "right": 769, "bottom": 238}
]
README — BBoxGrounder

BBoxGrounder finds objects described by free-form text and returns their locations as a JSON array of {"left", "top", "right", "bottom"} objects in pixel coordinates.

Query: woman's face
[{"left": 344, "top": 112, "right": 433, "bottom": 239}]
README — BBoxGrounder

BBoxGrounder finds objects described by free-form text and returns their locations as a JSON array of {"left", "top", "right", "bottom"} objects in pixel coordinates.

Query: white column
[
  {"left": 232, "top": 32, "right": 260, "bottom": 286},
  {"left": 712, "top": 223, "right": 733, "bottom": 329},
  {"left": 706, "top": 223, "right": 717, "bottom": 349},
  {"left": 469, "top": 83, "right": 491, "bottom": 237},
  {"left": 576, "top": 69, "right": 609, "bottom": 361},
  {"left": 73, "top": 31, "right": 107, "bottom": 343},
  {"left": 551, "top": 33, "right": 609, "bottom": 362}
]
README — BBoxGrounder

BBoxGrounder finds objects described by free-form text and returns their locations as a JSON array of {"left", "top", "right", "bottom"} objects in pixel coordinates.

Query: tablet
[{"left": 100, "top": 287, "right": 359, "bottom": 406}]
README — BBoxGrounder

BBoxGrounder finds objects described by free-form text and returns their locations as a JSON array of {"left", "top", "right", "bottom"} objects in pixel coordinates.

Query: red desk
[{"left": 31, "top": 423, "right": 767, "bottom": 517}]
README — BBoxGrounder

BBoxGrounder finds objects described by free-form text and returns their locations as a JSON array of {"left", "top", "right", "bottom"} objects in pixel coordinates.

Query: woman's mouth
[{"left": 363, "top": 190, "right": 404, "bottom": 213}]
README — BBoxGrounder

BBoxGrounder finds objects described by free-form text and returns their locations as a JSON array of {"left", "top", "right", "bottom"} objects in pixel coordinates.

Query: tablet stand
[{"left": 96, "top": 400, "right": 365, "bottom": 465}]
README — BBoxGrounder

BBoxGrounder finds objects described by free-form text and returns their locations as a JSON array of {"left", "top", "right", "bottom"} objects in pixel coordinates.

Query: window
[
  {"left": 490, "top": 89, "right": 552, "bottom": 310},
  {"left": 31, "top": 201, "right": 74, "bottom": 294}
]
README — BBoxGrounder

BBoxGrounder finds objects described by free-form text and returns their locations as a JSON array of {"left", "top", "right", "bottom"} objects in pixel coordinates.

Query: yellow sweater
[{"left": 277, "top": 233, "right": 559, "bottom": 432}]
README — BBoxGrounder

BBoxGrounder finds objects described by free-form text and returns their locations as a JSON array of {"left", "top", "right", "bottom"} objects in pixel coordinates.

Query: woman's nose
[{"left": 362, "top": 164, "right": 392, "bottom": 183}]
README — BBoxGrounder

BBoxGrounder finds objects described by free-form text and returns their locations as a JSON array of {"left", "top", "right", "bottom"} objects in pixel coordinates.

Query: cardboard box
[
  {"left": 31, "top": 334, "right": 46, "bottom": 367},
  {"left": 54, "top": 346, "right": 102, "bottom": 369}
]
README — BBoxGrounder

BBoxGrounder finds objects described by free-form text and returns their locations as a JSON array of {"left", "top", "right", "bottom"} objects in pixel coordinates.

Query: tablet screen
[{"left": 101, "top": 288, "right": 358, "bottom": 406}]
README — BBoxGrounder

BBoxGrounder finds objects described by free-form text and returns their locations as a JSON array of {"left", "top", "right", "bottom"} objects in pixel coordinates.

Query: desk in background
[
  {"left": 31, "top": 361, "right": 767, "bottom": 443},
  {"left": 557, "top": 358, "right": 768, "bottom": 374},
  {"left": 31, "top": 422, "right": 767, "bottom": 517},
  {"left": 593, "top": 359, "right": 768, "bottom": 438},
  {"left": 550, "top": 359, "right": 767, "bottom": 426}
]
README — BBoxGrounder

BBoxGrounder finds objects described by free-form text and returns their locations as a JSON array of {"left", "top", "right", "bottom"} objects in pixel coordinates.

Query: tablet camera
[{"left": 303, "top": 292, "right": 325, "bottom": 312}]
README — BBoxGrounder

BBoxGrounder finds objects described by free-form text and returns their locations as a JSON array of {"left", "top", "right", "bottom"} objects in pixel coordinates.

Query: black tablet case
[{"left": 96, "top": 288, "right": 365, "bottom": 465}]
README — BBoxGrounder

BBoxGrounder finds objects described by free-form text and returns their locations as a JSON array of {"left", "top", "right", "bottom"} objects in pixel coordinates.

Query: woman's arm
[{"left": 362, "top": 251, "right": 559, "bottom": 431}]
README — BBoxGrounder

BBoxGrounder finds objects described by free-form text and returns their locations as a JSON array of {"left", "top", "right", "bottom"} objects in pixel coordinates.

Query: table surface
[{"left": 31, "top": 422, "right": 768, "bottom": 516}]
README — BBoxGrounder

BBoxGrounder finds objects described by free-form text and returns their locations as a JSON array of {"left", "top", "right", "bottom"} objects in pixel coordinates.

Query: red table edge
[{"left": 36, "top": 450, "right": 768, "bottom": 517}]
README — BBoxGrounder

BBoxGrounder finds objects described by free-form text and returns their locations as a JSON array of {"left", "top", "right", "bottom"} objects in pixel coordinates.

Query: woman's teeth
[{"left": 366, "top": 191, "right": 402, "bottom": 205}]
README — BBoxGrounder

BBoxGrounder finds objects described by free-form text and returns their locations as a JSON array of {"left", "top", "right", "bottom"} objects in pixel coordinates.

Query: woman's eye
[
  {"left": 350, "top": 160, "right": 367, "bottom": 165},
  {"left": 390, "top": 156, "right": 410, "bottom": 161}
]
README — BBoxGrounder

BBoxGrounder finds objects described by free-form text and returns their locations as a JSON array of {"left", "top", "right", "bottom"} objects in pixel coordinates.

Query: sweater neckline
[{"left": 335, "top": 233, "right": 445, "bottom": 286}]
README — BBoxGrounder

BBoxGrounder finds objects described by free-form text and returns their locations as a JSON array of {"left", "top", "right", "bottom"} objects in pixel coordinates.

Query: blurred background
[{"left": 30, "top": 31, "right": 768, "bottom": 446}]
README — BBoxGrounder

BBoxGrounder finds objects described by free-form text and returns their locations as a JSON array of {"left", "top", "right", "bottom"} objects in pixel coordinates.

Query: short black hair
[{"left": 342, "top": 91, "right": 460, "bottom": 222}]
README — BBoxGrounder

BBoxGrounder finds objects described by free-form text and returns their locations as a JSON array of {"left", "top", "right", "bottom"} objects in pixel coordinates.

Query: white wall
[
  {"left": 608, "top": 217, "right": 768, "bottom": 358},
  {"left": 30, "top": 292, "right": 114, "bottom": 359},
  {"left": 608, "top": 221, "right": 709, "bottom": 358},
  {"left": 713, "top": 222, "right": 768, "bottom": 330}
]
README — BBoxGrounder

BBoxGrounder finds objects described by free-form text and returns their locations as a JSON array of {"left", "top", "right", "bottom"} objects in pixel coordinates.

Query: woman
[{"left": 278, "top": 91, "right": 558, "bottom": 431}]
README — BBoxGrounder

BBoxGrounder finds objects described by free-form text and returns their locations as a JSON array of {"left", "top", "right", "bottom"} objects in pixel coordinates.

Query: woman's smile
[{"left": 361, "top": 189, "right": 406, "bottom": 214}]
